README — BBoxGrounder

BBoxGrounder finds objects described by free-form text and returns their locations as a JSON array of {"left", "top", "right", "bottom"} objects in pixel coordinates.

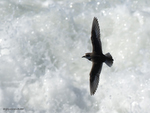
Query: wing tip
[
  {"left": 93, "top": 17, "right": 98, "bottom": 21},
  {"left": 90, "top": 83, "right": 97, "bottom": 95},
  {"left": 92, "top": 17, "right": 100, "bottom": 37},
  {"left": 93, "top": 17, "right": 99, "bottom": 26},
  {"left": 90, "top": 89, "right": 96, "bottom": 95},
  {"left": 90, "top": 75, "right": 99, "bottom": 95}
]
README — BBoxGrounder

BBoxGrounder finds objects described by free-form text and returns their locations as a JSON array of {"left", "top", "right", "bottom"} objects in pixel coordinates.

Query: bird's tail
[{"left": 105, "top": 53, "right": 113, "bottom": 67}]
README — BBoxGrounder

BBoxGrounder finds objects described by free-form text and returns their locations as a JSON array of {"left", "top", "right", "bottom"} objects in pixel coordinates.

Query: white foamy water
[{"left": 0, "top": 0, "right": 150, "bottom": 113}]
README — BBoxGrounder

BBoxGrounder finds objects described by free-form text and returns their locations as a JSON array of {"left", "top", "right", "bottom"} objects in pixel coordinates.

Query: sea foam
[{"left": 0, "top": 0, "right": 150, "bottom": 113}]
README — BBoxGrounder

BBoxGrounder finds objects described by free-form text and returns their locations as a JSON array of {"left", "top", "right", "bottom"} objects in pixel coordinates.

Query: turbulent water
[{"left": 0, "top": 0, "right": 150, "bottom": 112}]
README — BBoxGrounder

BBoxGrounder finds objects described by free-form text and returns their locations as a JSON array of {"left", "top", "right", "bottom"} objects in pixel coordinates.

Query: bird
[{"left": 82, "top": 17, "right": 114, "bottom": 95}]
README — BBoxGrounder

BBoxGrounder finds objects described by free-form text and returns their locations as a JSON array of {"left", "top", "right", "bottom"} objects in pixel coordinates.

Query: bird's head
[{"left": 82, "top": 53, "right": 92, "bottom": 61}]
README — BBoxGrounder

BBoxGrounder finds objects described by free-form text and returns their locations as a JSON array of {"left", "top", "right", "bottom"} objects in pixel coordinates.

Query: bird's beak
[{"left": 82, "top": 56, "right": 86, "bottom": 58}]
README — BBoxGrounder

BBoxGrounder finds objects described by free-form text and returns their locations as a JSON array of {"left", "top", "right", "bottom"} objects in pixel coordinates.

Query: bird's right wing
[
  {"left": 90, "top": 62, "right": 103, "bottom": 95},
  {"left": 91, "top": 17, "right": 103, "bottom": 55}
]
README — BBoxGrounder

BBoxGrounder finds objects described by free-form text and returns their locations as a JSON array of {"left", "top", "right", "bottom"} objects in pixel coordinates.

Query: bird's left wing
[{"left": 90, "top": 62, "right": 103, "bottom": 95}]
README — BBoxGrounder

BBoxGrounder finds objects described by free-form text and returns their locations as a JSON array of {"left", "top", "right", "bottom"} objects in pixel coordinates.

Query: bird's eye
[{"left": 86, "top": 55, "right": 90, "bottom": 57}]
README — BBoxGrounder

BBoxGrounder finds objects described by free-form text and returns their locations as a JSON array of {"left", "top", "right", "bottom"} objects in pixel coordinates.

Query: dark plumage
[{"left": 82, "top": 17, "right": 114, "bottom": 95}]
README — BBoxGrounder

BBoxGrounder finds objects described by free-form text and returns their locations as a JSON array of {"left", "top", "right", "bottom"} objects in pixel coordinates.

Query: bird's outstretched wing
[
  {"left": 91, "top": 17, "right": 102, "bottom": 55},
  {"left": 90, "top": 62, "right": 103, "bottom": 95}
]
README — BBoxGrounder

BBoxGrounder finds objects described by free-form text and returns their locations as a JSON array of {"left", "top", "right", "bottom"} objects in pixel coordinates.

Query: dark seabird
[{"left": 82, "top": 17, "right": 114, "bottom": 95}]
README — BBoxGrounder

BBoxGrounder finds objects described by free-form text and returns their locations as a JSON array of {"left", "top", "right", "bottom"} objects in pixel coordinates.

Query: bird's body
[
  {"left": 87, "top": 53, "right": 105, "bottom": 62},
  {"left": 82, "top": 17, "right": 113, "bottom": 95}
]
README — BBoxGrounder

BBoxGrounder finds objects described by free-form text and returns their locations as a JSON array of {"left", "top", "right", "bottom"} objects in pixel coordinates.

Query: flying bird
[{"left": 82, "top": 17, "right": 114, "bottom": 95}]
